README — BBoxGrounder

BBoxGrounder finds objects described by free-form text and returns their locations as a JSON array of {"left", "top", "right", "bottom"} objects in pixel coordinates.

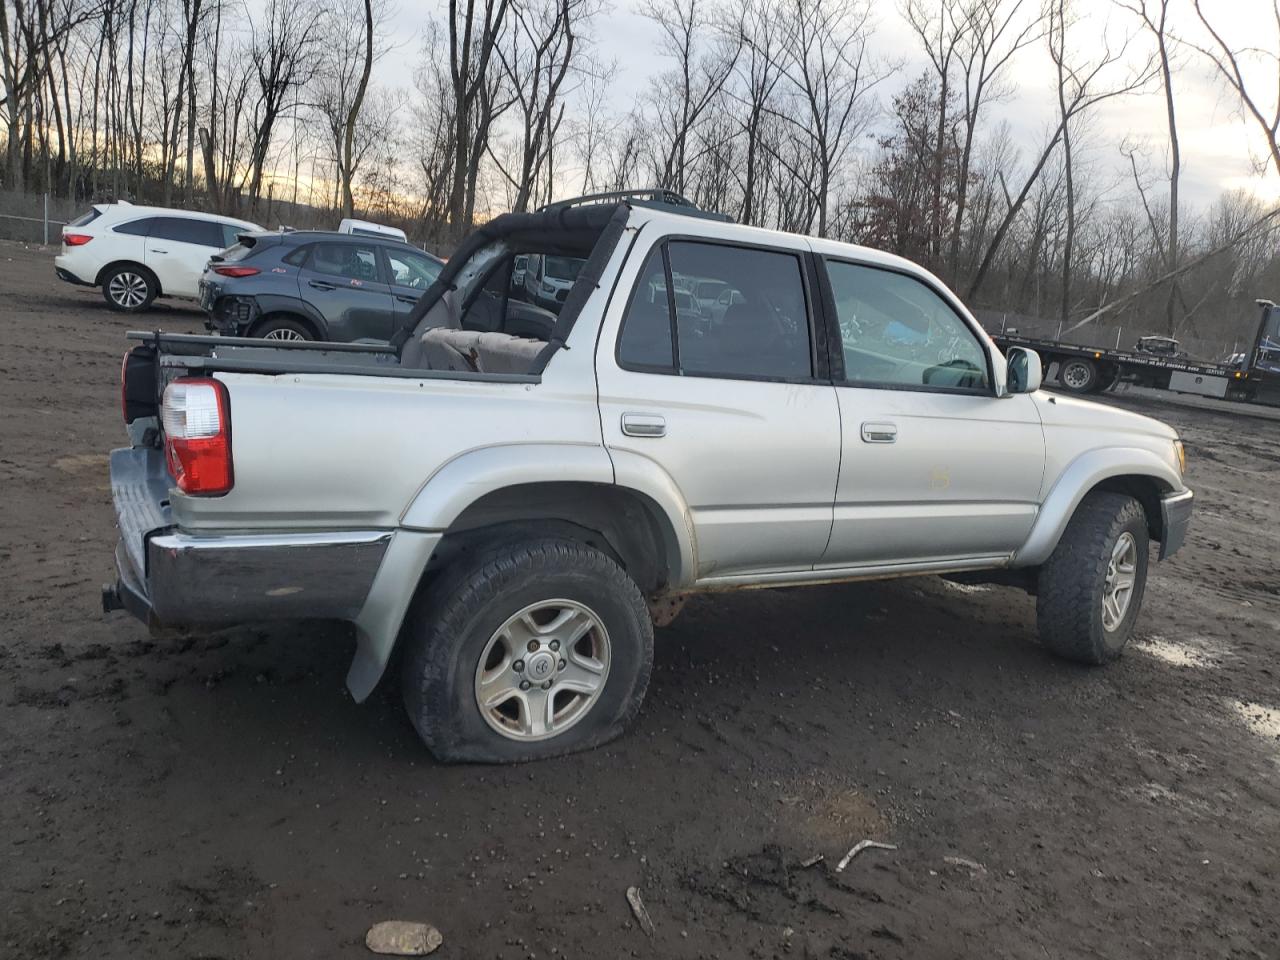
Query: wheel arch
[
  {"left": 345, "top": 447, "right": 695, "bottom": 702},
  {"left": 96, "top": 260, "right": 160, "bottom": 295},
  {"left": 1014, "top": 448, "right": 1181, "bottom": 566},
  {"left": 250, "top": 300, "right": 327, "bottom": 340}
]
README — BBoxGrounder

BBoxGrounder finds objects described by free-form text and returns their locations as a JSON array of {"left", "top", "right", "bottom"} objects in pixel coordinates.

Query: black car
[{"left": 199, "top": 230, "right": 449, "bottom": 342}]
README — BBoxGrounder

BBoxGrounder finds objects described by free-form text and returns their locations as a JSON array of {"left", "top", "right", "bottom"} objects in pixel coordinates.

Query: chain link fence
[{"left": 0, "top": 191, "right": 76, "bottom": 244}]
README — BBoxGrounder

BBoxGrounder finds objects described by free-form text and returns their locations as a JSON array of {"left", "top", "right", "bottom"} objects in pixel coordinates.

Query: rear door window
[
  {"left": 149, "top": 216, "right": 224, "bottom": 247},
  {"left": 618, "top": 241, "right": 813, "bottom": 380},
  {"left": 308, "top": 242, "right": 383, "bottom": 283}
]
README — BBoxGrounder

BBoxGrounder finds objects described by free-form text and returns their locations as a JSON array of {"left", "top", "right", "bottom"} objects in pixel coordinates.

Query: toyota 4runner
[{"left": 104, "top": 190, "right": 1193, "bottom": 763}]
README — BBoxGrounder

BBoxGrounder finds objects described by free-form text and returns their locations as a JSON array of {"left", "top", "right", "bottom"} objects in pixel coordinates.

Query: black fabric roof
[{"left": 390, "top": 203, "right": 625, "bottom": 351}]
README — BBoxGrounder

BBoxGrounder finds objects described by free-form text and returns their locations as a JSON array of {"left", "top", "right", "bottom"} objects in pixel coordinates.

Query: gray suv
[{"left": 199, "top": 231, "right": 445, "bottom": 341}]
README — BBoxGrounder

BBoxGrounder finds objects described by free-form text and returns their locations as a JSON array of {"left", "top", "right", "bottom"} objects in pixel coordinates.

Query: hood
[{"left": 1033, "top": 391, "right": 1178, "bottom": 441}]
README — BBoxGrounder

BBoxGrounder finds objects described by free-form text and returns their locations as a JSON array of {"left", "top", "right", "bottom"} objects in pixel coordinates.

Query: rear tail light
[
  {"left": 63, "top": 233, "right": 93, "bottom": 246},
  {"left": 211, "top": 265, "right": 260, "bottom": 278},
  {"left": 161, "top": 378, "right": 233, "bottom": 495}
]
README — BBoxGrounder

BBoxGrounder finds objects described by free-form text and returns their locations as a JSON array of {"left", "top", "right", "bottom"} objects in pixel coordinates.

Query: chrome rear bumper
[{"left": 108, "top": 446, "right": 391, "bottom": 627}]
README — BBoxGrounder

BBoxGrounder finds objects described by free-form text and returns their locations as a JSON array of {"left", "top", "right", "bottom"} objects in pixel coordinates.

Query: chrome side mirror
[{"left": 1005, "top": 346, "right": 1042, "bottom": 395}]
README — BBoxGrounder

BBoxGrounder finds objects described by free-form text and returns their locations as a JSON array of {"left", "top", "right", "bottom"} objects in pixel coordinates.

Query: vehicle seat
[{"left": 418, "top": 328, "right": 545, "bottom": 375}]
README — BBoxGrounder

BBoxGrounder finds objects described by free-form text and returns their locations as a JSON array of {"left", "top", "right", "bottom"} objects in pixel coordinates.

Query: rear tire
[
  {"left": 1058, "top": 357, "right": 1098, "bottom": 394},
  {"left": 1036, "top": 491, "right": 1149, "bottom": 664},
  {"left": 101, "top": 265, "right": 157, "bottom": 312},
  {"left": 401, "top": 538, "right": 654, "bottom": 763},
  {"left": 251, "top": 316, "right": 314, "bottom": 341}
]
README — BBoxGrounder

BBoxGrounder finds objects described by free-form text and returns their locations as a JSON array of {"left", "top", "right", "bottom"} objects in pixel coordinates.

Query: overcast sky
[{"left": 379, "top": 0, "right": 1280, "bottom": 211}]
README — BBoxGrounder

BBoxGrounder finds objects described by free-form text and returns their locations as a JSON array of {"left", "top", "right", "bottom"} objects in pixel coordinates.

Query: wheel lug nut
[
  {"left": 519, "top": 680, "right": 531, "bottom": 691},
  {"left": 558, "top": 659, "right": 566, "bottom": 670},
  {"left": 527, "top": 640, "right": 539, "bottom": 653},
  {"left": 549, "top": 640, "right": 560, "bottom": 652},
  {"left": 541, "top": 681, "right": 552, "bottom": 690},
  {"left": 513, "top": 660, "right": 524, "bottom": 672}
]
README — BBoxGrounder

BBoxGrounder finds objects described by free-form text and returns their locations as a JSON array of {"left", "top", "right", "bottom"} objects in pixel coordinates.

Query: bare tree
[
  {"left": 1192, "top": 0, "right": 1280, "bottom": 178},
  {"left": 725, "top": 0, "right": 782, "bottom": 224},
  {"left": 244, "top": 0, "right": 321, "bottom": 213},
  {"left": 968, "top": 5, "right": 1151, "bottom": 300},
  {"left": 766, "top": 0, "right": 890, "bottom": 237},
  {"left": 446, "top": 0, "right": 513, "bottom": 236},
  {"left": 900, "top": 0, "right": 970, "bottom": 264},
  {"left": 1117, "top": 0, "right": 1179, "bottom": 333},
  {"left": 493, "top": 0, "right": 593, "bottom": 212},
  {"left": 948, "top": 0, "right": 1040, "bottom": 282},
  {"left": 640, "top": 0, "right": 739, "bottom": 194}
]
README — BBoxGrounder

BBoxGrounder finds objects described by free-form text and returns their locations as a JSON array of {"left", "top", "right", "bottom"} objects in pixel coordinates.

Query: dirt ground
[{"left": 2, "top": 237, "right": 1279, "bottom": 960}]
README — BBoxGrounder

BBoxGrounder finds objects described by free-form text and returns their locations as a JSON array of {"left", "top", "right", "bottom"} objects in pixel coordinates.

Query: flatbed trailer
[{"left": 988, "top": 301, "right": 1280, "bottom": 407}]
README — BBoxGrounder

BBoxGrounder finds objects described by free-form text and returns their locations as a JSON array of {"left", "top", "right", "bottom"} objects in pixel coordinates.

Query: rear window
[{"left": 68, "top": 208, "right": 102, "bottom": 228}]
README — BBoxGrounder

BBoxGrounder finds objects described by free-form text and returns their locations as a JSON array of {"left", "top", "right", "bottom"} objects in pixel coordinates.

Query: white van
[{"left": 338, "top": 218, "right": 408, "bottom": 243}]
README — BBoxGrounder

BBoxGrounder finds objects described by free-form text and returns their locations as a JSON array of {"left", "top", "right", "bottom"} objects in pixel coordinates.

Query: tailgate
[{"left": 110, "top": 445, "right": 174, "bottom": 579}]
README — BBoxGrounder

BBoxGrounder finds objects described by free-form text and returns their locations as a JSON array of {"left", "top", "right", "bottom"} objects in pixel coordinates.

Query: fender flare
[
  {"left": 345, "top": 444, "right": 698, "bottom": 701},
  {"left": 1013, "top": 446, "right": 1181, "bottom": 567},
  {"left": 400, "top": 443, "right": 697, "bottom": 586},
  {"left": 399, "top": 443, "right": 615, "bottom": 529}
]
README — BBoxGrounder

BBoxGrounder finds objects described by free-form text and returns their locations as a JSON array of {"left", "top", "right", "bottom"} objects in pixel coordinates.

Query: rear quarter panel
[{"left": 168, "top": 351, "right": 605, "bottom": 532}]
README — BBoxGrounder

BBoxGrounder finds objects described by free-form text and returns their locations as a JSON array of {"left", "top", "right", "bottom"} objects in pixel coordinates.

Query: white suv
[{"left": 55, "top": 203, "right": 261, "bottom": 312}]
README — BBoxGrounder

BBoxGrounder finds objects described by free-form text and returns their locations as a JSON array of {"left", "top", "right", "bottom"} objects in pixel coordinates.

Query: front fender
[{"left": 1013, "top": 446, "right": 1182, "bottom": 566}]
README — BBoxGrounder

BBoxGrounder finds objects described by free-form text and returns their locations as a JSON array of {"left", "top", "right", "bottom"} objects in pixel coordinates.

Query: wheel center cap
[{"left": 526, "top": 650, "right": 557, "bottom": 683}]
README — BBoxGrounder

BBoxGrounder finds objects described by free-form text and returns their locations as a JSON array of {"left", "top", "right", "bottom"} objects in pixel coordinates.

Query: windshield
[{"left": 544, "top": 256, "right": 583, "bottom": 282}]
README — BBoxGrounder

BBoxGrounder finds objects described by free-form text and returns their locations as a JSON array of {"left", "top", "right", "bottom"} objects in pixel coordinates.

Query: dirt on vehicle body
[{"left": 2, "top": 239, "right": 1279, "bottom": 960}]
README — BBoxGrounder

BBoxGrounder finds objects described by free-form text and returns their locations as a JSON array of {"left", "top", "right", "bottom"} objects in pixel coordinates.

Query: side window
[
  {"left": 826, "top": 260, "right": 990, "bottom": 392},
  {"left": 150, "top": 216, "right": 223, "bottom": 247},
  {"left": 309, "top": 242, "right": 381, "bottom": 282},
  {"left": 113, "top": 218, "right": 155, "bottom": 237},
  {"left": 617, "top": 246, "right": 675, "bottom": 370},
  {"left": 386, "top": 249, "right": 442, "bottom": 290},
  {"left": 282, "top": 245, "right": 310, "bottom": 266},
  {"left": 220, "top": 224, "right": 244, "bottom": 248},
  {"left": 667, "top": 241, "right": 811, "bottom": 380}
]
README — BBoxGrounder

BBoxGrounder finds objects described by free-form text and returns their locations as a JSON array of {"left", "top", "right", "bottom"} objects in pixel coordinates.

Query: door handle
[
  {"left": 149, "top": 248, "right": 168, "bottom": 254},
  {"left": 309, "top": 280, "right": 337, "bottom": 291},
  {"left": 861, "top": 421, "right": 897, "bottom": 443},
  {"left": 396, "top": 294, "right": 419, "bottom": 304},
  {"left": 621, "top": 413, "right": 666, "bottom": 438}
]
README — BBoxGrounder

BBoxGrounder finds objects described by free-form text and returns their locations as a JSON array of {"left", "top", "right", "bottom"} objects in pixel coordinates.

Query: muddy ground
[{"left": 2, "top": 238, "right": 1278, "bottom": 960}]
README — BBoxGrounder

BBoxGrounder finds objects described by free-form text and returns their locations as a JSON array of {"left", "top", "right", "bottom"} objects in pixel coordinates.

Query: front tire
[
  {"left": 1036, "top": 491, "right": 1150, "bottom": 664},
  {"left": 401, "top": 538, "right": 654, "bottom": 763},
  {"left": 101, "top": 265, "right": 157, "bottom": 312}
]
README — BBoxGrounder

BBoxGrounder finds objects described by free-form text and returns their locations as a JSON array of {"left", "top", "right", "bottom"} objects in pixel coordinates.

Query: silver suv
[{"left": 105, "top": 192, "right": 1193, "bottom": 763}]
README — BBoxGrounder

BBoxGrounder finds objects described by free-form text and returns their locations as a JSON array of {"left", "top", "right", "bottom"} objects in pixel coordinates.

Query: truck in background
[{"left": 988, "top": 299, "right": 1280, "bottom": 406}]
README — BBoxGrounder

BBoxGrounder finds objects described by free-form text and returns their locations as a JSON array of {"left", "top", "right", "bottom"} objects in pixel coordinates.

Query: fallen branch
[{"left": 835, "top": 839, "right": 897, "bottom": 872}]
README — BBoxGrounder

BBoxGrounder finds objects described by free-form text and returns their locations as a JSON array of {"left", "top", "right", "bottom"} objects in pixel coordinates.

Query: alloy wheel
[
  {"left": 1102, "top": 531, "right": 1138, "bottom": 631},
  {"left": 108, "top": 272, "right": 148, "bottom": 309},
  {"left": 473, "top": 599, "right": 611, "bottom": 741}
]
